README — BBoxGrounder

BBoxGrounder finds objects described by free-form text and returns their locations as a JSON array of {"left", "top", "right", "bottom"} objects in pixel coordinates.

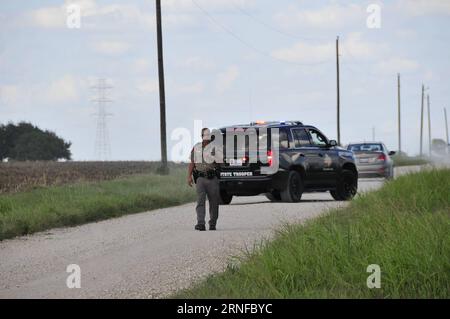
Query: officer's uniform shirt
[{"left": 190, "top": 141, "right": 223, "bottom": 173}]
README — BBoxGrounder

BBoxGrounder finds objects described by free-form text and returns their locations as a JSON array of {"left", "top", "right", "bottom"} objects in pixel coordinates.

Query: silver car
[{"left": 347, "top": 142, "right": 396, "bottom": 179}]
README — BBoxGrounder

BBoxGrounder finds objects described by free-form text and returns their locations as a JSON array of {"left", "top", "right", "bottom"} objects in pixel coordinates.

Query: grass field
[
  {"left": 392, "top": 155, "right": 429, "bottom": 167},
  {"left": 0, "top": 161, "right": 187, "bottom": 194},
  {"left": 0, "top": 168, "right": 195, "bottom": 240},
  {"left": 176, "top": 169, "right": 450, "bottom": 298}
]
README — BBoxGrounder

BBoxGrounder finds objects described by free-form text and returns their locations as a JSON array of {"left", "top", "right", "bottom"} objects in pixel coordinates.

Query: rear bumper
[
  {"left": 356, "top": 163, "right": 391, "bottom": 178},
  {"left": 219, "top": 171, "right": 287, "bottom": 196}
]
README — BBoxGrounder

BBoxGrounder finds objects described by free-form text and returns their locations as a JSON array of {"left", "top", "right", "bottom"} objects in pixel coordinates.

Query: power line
[
  {"left": 190, "top": 0, "right": 332, "bottom": 67},
  {"left": 339, "top": 43, "right": 391, "bottom": 79},
  {"left": 231, "top": 1, "right": 378, "bottom": 72},
  {"left": 230, "top": 1, "right": 328, "bottom": 42}
]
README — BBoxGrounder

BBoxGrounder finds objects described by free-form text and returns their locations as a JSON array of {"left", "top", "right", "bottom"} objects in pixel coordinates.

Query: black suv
[{"left": 218, "top": 121, "right": 358, "bottom": 204}]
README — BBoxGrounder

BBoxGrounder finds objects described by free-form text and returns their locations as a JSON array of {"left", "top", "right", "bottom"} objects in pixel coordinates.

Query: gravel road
[{"left": 0, "top": 167, "right": 422, "bottom": 298}]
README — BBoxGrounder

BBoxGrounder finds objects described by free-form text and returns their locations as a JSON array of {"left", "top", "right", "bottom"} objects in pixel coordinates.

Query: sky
[{"left": 1, "top": 0, "right": 449, "bottom": 161}]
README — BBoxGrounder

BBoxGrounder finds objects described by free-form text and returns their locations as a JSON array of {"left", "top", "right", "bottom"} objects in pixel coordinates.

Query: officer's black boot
[
  {"left": 209, "top": 225, "right": 216, "bottom": 231},
  {"left": 195, "top": 224, "right": 206, "bottom": 231}
]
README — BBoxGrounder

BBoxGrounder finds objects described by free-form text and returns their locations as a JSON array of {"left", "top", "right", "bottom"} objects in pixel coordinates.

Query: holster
[
  {"left": 206, "top": 170, "right": 216, "bottom": 179},
  {"left": 194, "top": 169, "right": 217, "bottom": 181},
  {"left": 192, "top": 169, "right": 199, "bottom": 184}
]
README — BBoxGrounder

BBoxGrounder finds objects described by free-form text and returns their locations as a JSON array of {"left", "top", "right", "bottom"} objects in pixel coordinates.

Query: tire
[
  {"left": 330, "top": 169, "right": 358, "bottom": 201},
  {"left": 280, "top": 171, "right": 303, "bottom": 203},
  {"left": 385, "top": 166, "right": 394, "bottom": 180},
  {"left": 219, "top": 190, "right": 233, "bottom": 205},
  {"left": 265, "top": 190, "right": 281, "bottom": 202}
]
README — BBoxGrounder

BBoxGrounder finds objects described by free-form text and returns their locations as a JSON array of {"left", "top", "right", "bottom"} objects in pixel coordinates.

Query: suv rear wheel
[
  {"left": 219, "top": 190, "right": 233, "bottom": 205},
  {"left": 330, "top": 169, "right": 357, "bottom": 201},
  {"left": 280, "top": 171, "right": 303, "bottom": 203}
]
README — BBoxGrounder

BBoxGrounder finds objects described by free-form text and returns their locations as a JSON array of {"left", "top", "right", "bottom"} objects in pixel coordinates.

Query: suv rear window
[
  {"left": 220, "top": 127, "right": 290, "bottom": 151},
  {"left": 270, "top": 129, "right": 289, "bottom": 149}
]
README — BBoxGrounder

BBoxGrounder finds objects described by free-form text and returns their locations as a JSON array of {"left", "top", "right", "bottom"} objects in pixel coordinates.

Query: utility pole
[
  {"left": 336, "top": 36, "right": 341, "bottom": 145},
  {"left": 419, "top": 84, "right": 424, "bottom": 157},
  {"left": 397, "top": 73, "right": 401, "bottom": 154},
  {"left": 444, "top": 108, "right": 449, "bottom": 154},
  {"left": 427, "top": 94, "right": 431, "bottom": 157},
  {"left": 372, "top": 126, "right": 375, "bottom": 141},
  {"left": 155, "top": 0, "right": 168, "bottom": 174}
]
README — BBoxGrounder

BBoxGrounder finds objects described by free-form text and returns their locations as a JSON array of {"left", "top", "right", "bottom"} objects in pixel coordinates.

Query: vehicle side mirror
[
  {"left": 329, "top": 140, "right": 337, "bottom": 147},
  {"left": 388, "top": 151, "right": 396, "bottom": 156}
]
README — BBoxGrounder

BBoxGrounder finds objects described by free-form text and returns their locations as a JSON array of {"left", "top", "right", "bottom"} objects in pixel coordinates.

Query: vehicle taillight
[
  {"left": 377, "top": 154, "right": 386, "bottom": 161},
  {"left": 267, "top": 150, "right": 273, "bottom": 166}
]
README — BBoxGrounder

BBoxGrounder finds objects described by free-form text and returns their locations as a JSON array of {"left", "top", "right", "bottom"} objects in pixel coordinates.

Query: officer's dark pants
[{"left": 195, "top": 177, "right": 220, "bottom": 227}]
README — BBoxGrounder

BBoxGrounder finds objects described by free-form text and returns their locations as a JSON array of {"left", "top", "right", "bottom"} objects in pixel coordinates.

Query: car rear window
[{"left": 348, "top": 144, "right": 383, "bottom": 152}]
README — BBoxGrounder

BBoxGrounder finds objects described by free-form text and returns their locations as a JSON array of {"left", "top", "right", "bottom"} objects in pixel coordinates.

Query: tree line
[{"left": 0, "top": 122, "right": 71, "bottom": 161}]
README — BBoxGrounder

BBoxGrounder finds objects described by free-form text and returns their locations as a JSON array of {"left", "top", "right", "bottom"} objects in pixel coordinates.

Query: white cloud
[
  {"left": 26, "top": 6, "right": 66, "bottom": 28},
  {"left": 22, "top": 0, "right": 223, "bottom": 30},
  {"left": 45, "top": 75, "right": 79, "bottom": 102},
  {"left": 274, "top": 4, "right": 364, "bottom": 30},
  {"left": 341, "top": 33, "right": 388, "bottom": 60},
  {"left": 177, "top": 56, "right": 216, "bottom": 71},
  {"left": 92, "top": 41, "right": 130, "bottom": 55},
  {"left": 137, "top": 79, "right": 159, "bottom": 94},
  {"left": 216, "top": 65, "right": 239, "bottom": 93},
  {"left": 397, "top": 0, "right": 450, "bottom": 16},
  {"left": 394, "top": 29, "right": 417, "bottom": 40},
  {"left": 163, "top": 0, "right": 255, "bottom": 12},
  {"left": 177, "top": 82, "right": 205, "bottom": 94},
  {"left": 133, "top": 58, "right": 152, "bottom": 73},
  {"left": 0, "top": 85, "right": 20, "bottom": 106},
  {"left": 24, "top": 0, "right": 96, "bottom": 28},
  {"left": 162, "top": 13, "right": 196, "bottom": 28},
  {"left": 272, "top": 33, "right": 385, "bottom": 64},
  {"left": 374, "top": 58, "right": 419, "bottom": 74},
  {"left": 1, "top": 76, "right": 83, "bottom": 109},
  {"left": 424, "top": 70, "right": 435, "bottom": 81},
  {"left": 272, "top": 42, "right": 333, "bottom": 64},
  {"left": 23, "top": 0, "right": 154, "bottom": 30}
]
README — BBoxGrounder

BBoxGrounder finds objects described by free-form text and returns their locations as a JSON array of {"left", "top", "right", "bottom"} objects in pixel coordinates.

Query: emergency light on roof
[{"left": 248, "top": 120, "right": 303, "bottom": 126}]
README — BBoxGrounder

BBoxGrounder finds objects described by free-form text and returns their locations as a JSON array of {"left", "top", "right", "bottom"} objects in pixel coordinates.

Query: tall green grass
[
  {"left": 176, "top": 169, "right": 450, "bottom": 298},
  {"left": 0, "top": 168, "right": 195, "bottom": 240},
  {"left": 392, "top": 155, "right": 429, "bottom": 167}
]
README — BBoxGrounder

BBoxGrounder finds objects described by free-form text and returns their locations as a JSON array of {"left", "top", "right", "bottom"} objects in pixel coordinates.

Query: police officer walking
[{"left": 187, "top": 128, "right": 221, "bottom": 231}]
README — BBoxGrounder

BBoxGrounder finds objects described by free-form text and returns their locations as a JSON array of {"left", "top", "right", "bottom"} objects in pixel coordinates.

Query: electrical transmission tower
[{"left": 91, "top": 78, "right": 113, "bottom": 161}]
